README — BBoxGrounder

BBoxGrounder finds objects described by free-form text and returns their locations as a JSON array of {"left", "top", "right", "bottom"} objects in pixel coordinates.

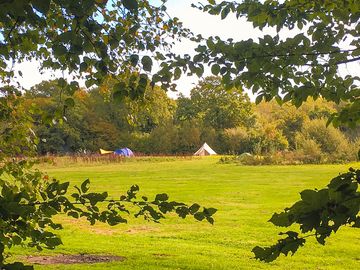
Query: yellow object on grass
[{"left": 99, "top": 149, "right": 114, "bottom": 155}]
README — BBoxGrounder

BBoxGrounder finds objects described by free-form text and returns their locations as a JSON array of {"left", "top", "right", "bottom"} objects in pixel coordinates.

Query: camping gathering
[{"left": 0, "top": 0, "right": 360, "bottom": 269}]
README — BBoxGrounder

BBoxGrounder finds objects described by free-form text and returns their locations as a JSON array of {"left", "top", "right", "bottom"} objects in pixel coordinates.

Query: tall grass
[{"left": 35, "top": 154, "right": 199, "bottom": 167}]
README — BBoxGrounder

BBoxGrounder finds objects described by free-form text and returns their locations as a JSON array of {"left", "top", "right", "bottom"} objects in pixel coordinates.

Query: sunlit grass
[{"left": 11, "top": 158, "right": 360, "bottom": 269}]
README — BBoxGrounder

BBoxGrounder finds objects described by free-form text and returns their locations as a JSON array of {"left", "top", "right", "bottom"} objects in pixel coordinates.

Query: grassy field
[{"left": 10, "top": 157, "right": 360, "bottom": 269}]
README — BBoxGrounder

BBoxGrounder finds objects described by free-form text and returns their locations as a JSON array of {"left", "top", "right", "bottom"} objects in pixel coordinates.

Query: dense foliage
[{"left": 20, "top": 78, "right": 359, "bottom": 163}]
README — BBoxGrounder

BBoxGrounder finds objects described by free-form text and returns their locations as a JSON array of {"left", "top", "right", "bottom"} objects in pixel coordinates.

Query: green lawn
[{"left": 11, "top": 157, "right": 360, "bottom": 269}]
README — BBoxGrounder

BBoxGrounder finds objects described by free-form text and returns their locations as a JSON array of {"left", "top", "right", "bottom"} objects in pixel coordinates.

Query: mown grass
[{"left": 10, "top": 157, "right": 360, "bottom": 269}]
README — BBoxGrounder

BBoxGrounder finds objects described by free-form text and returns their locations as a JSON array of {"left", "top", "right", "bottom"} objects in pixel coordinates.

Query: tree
[
  {"left": 301, "top": 118, "right": 351, "bottom": 157},
  {"left": 177, "top": 120, "right": 202, "bottom": 153},
  {"left": 180, "top": 76, "right": 255, "bottom": 129},
  {"left": 21, "top": 78, "right": 177, "bottom": 154},
  {"left": 147, "top": 121, "right": 178, "bottom": 154},
  {"left": 255, "top": 99, "right": 339, "bottom": 150},
  {"left": 175, "top": 93, "right": 198, "bottom": 122}
]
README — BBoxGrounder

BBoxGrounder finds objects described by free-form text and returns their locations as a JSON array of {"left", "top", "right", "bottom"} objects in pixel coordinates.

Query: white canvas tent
[{"left": 193, "top": 143, "right": 217, "bottom": 156}]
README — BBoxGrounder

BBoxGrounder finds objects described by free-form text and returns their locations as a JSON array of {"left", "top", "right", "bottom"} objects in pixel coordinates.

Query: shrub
[
  {"left": 300, "top": 118, "right": 353, "bottom": 162},
  {"left": 221, "top": 123, "right": 289, "bottom": 155},
  {"left": 294, "top": 133, "right": 323, "bottom": 163}
]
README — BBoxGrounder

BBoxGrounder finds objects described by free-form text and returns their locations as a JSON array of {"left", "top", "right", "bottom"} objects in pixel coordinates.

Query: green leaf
[
  {"left": 57, "top": 78, "right": 67, "bottom": 88},
  {"left": 113, "top": 82, "right": 128, "bottom": 102},
  {"left": 189, "top": 203, "right": 200, "bottom": 214},
  {"left": 52, "top": 44, "right": 67, "bottom": 57},
  {"left": 122, "top": 0, "right": 138, "bottom": 12},
  {"left": 32, "top": 0, "right": 51, "bottom": 14},
  {"left": 141, "top": 56, "right": 153, "bottom": 72},
  {"left": 155, "top": 193, "right": 169, "bottom": 202},
  {"left": 206, "top": 216, "right": 214, "bottom": 224},
  {"left": 194, "top": 212, "right": 205, "bottom": 221},
  {"left": 81, "top": 179, "right": 90, "bottom": 193},
  {"left": 206, "top": 39, "right": 215, "bottom": 49},
  {"left": 67, "top": 81, "right": 79, "bottom": 95},
  {"left": 221, "top": 7, "right": 230, "bottom": 20},
  {"left": 80, "top": 62, "right": 88, "bottom": 72},
  {"left": 138, "top": 75, "right": 148, "bottom": 87},
  {"left": 58, "top": 182, "right": 70, "bottom": 195},
  {"left": 64, "top": 98, "right": 75, "bottom": 108},
  {"left": 195, "top": 67, "right": 203, "bottom": 77},
  {"left": 3, "top": 262, "right": 33, "bottom": 270},
  {"left": 68, "top": 211, "right": 79, "bottom": 219},
  {"left": 211, "top": 64, "right": 220, "bottom": 75},
  {"left": 255, "top": 95, "right": 263, "bottom": 104},
  {"left": 300, "top": 189, "right": 329, "bottom": 209},
  {"left": 12, "top": 235, "right": 22, "bottom": 245},
  {"left": 130, "top": 185, "right": 139, "bottom": 192},
  {"left": 252, "top": 245, "right": 280, "bottom": 262},
  {"left": 114, "top": 82, "right": 127, "bottom": 92},
  {"left": 130, "top": 54, "right": 139, "bottom": 66},
  {"left": 85, "top": 79, "right": 96, "bottom": 88},
  {"left": 204, "top": 207, "right": 217, "bottom": 216},
  {"left": 269, "top": 212, "right": 292, "bottom": 227},
  {"left": 45, "top": 236, "right": 63, "bottom": 248},
  {"left": 174, "top": 67, "right": 182, "bottom": 80}
]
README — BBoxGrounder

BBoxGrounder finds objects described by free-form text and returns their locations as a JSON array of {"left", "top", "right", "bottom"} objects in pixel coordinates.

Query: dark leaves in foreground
[{"left": 253, "top": 168, "right": 360, "bottom": 262}]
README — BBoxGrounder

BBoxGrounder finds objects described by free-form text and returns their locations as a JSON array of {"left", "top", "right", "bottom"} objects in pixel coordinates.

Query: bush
[
  {"left": 294, "top": 133, "right": 323, "bottom": 163},
  {"left": 299, "top": 119, "right": 354, "bottom": 162},
  {"left": 221, "top": 123, "right": 289, "bottom": 155}
]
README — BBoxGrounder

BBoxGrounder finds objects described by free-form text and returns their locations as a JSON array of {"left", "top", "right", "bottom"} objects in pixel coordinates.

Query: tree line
[{"left": 19, "top": 76, "right": 359, "bottom": 163}]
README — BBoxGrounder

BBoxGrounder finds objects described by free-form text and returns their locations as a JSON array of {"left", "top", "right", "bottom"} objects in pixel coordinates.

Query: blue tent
[{"left": 114, "top": 148, "right": 134, "bottom": 157}]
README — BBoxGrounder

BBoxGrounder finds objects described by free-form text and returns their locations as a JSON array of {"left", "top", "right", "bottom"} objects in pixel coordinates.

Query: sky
[{"left": 11, "top": 0, "right": 272, "bottom": 99}]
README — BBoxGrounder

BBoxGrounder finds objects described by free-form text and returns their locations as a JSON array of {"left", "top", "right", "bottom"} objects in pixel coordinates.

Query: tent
[
  {"left": 114, "top": 148, "right": 134, "bottom": 157},
  {"left": 100, "top": 148, "right": 114, "bottom": 155},
  {"left": 193, "top": 143, "right": 217, "bottom": 156}
]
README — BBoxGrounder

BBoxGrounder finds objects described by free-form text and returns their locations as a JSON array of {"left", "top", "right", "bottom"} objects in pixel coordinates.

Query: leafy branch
[
  {"left": 253, "top": 168, "right": 360, "bottom": 262},
  {"left": 5, "top": 17, "right": 19, "bottom": 43},
  {"left": 0, "top": 159, "right": 216, "bottom": 269}
]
